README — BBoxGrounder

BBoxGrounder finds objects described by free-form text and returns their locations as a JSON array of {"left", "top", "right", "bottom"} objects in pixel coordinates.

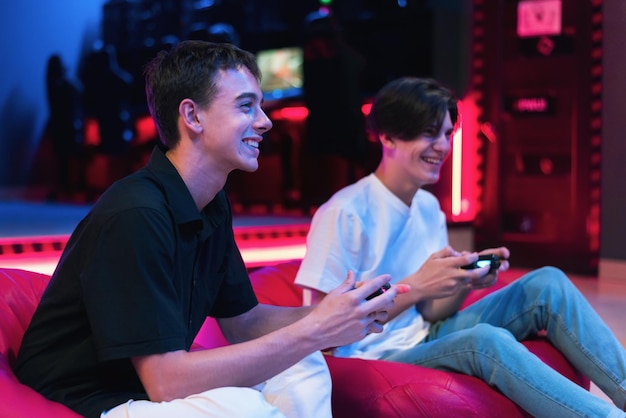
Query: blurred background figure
[
  {"left": 45, "top": 54, "right": 84, "bottom": 201},
  {"left": 80, "top": 42, "right": 134, "bottom": 192}
]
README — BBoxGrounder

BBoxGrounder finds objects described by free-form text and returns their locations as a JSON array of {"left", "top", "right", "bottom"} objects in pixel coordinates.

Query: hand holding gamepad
[{"left": 460, "top": 254, "right": 501, "bottom": 275}]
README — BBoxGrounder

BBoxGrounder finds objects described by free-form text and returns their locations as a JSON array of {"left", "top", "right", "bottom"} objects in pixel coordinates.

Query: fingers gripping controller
[
  {"left": 365, "top": 283, "right": 391, "bottom": 301},
  {"left": 461, "top": 254, "right": 501, "bottom": 275}
]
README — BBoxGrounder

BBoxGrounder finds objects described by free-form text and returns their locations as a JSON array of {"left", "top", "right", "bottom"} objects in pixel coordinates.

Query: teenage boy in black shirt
[{"left": 15, "top": 41, "right": 402, "bottom": 418}]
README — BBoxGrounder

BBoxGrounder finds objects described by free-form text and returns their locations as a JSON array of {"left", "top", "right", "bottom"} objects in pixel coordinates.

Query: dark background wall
[
  {"left": 0, "top": 0, "right": 446, "bottom": 185},
  {"left": 0, "top": 0, "right": 624, "bottom": 273}
]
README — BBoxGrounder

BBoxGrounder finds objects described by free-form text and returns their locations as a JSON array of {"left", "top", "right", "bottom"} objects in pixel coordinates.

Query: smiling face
[
  {"left": 196, "top": 67, "right": 273, "bottom": 174},
  {"left": 367, "top": 77, "right": 458, "bottom": 206},
  {"left": 394, "top": 110, "right": 453, "bottom": 188},
  {"left": 376, "top": 110, "right": 454, "bottom": 205}
]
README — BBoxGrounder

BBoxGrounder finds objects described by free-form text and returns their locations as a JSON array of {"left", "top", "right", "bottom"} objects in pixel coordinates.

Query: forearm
[
  {"left": 219, "top": 304, "right": 315, "bottom": 343},
  {"left": 417, "top": 288, "right": 470, "bottom": 322},
  {"left": 134, "top": 317, "right": 325, "bottom": 402}
]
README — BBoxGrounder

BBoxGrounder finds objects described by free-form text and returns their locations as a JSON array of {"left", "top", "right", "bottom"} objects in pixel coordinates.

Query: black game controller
[
  {"left": 461, "top": 254, "right": 501, "bottom": 274},
  {"left": 366, "top": 282, "right": 391, "bottom": 300}
]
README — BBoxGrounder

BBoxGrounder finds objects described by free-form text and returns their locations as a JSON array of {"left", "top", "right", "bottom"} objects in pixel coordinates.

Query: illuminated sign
[
  {"left": 517, "top": 0, "right": 562, "bottom": 38},
  {"left": 504, "top": 95, "right": 556, "bottom": 116}
]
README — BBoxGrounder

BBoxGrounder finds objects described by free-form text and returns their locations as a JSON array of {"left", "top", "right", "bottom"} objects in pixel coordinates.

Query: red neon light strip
[{"left": 0, "top": 236, "right": 307, "bottom": 275}]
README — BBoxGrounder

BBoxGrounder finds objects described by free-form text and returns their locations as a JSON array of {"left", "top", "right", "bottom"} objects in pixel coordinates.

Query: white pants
[{"left": 101, "top": 351, "right": 332, "bottom": 418}]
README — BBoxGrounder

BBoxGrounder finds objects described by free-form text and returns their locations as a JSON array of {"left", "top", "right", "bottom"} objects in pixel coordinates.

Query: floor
[{"left": 1, "top": 195, "right": 624, "bottom": 406}]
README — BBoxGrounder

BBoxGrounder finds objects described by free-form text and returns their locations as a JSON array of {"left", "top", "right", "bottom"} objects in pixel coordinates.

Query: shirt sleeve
[
  {"left": 209, "top": 229, "right": 258, "bottom": 319},
  {"left": 81, "top": 207, "right": 186, "bottom": 361},
  {"left": 295, "top": 204, "right": 366, "bottom": 293}
]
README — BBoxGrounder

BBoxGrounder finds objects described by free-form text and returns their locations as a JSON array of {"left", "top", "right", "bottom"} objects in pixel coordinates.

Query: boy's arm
[
  {"left": 306, "top": 247, "right": 493, "bottom": 323},
  {"left": 132, "top": 272, "right": 396, "bottom": 402}
]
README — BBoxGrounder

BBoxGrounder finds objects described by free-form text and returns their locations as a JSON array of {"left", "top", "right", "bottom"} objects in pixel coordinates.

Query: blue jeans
[{"left": 383, "top": 267, "right": 626, "bottom": 418}]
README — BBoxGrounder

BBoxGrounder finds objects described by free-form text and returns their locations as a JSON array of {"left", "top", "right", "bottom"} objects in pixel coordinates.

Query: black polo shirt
[{"left": 15, "top": 146, "right": 258, "bottom": 418}]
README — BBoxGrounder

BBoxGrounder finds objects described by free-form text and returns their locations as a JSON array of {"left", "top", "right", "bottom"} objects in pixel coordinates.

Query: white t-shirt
[{"left": 295, "top": 173, "right": 448, "bottom": 360}]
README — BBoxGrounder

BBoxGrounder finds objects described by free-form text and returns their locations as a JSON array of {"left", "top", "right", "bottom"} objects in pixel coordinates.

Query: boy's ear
[
  {"left": 379, "top": 133, "right": 396, "bottom": 149},
  {"left": 179, "top": 99, "right": 203, "bottom": 134}
]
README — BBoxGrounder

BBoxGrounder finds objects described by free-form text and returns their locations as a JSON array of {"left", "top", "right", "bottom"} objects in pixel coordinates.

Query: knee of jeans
[
  {"left": 521, "top": 266, "right": 572, "bottom": 297},
  {"left": 465, "top": 323, "right": 518, "bottom": 354}
]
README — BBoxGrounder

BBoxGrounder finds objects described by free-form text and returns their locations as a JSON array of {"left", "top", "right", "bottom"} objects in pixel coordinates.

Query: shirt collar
[{"left": 144, "top": 146, "right": 228, "bottom": 234}]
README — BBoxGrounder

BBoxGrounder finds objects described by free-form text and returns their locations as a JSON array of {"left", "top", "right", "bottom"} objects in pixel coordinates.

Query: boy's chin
[
  {"left": 237, "top": 163, "right": 259, "bottom": 173},
  {"left": 422, "top": 174, "right": 441, "bottom": 186}
]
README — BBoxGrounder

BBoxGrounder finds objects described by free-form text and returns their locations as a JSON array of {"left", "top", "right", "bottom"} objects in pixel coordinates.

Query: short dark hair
[
  {"left": 366, "top": 77, "right": 458, "bottom": 142},
  {"left": 144, "top": 40, "right": 261, "bottom": 148}
]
